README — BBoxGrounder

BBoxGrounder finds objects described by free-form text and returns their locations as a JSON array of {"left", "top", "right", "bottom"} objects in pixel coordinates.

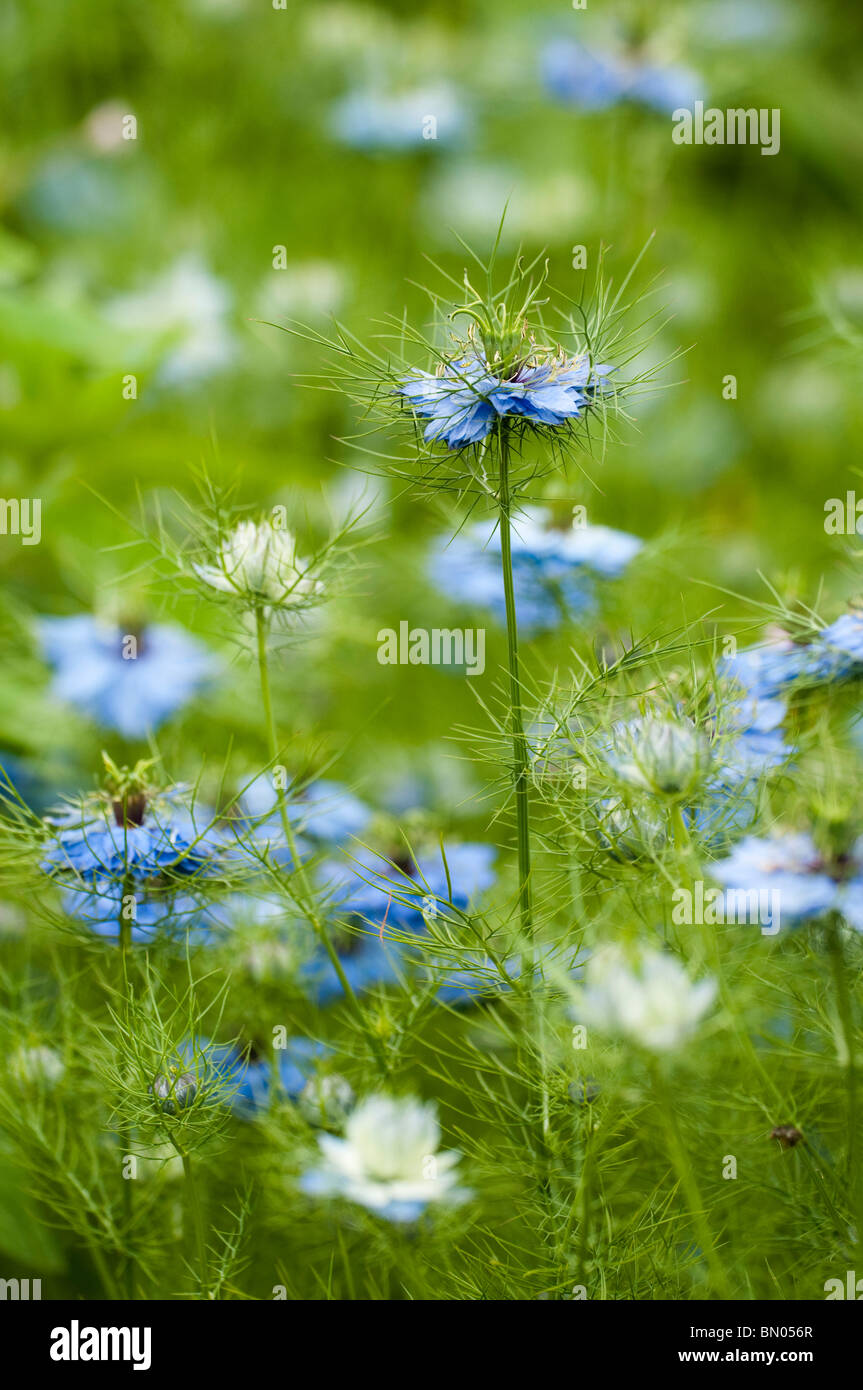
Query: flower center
[{"left": 112, "top": 793, "right": 147, "bottom": 828}]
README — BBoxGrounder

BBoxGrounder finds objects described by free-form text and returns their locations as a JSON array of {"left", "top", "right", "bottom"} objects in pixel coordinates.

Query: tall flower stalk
[
  {"left": 496, "top": 419, "right": 533, "bottom": 941},
  {"left": 193, "top": 509, "right": 389, "bottom": 1073},
  {"left": 252, "top": 601, "right": 358, "bottom": 1011}
]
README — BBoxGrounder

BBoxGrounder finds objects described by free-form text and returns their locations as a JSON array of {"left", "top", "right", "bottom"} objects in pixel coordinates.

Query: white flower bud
[
  {"left": 195, "top": 520, "right": 322, "bottom": 607},
  {"left": 605, "top": 716, "right": 710, "bottom": 796}
]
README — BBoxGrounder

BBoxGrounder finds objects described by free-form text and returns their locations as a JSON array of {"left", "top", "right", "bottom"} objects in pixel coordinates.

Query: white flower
[
  {"left": 300, "top": 1094, "right": 470, "bottom": 1221},
  {"left": 605, "top": 715, "right": 710, "bottom": 796},
  {"left": 572, "top": 944, "right": 716, "bottom": 1052},
  {"left": 194, "top": 520, "right": 321, "bottom": 607},
  {"left": 10, "top": 1045, "right": 66, "bottom": 1087}
]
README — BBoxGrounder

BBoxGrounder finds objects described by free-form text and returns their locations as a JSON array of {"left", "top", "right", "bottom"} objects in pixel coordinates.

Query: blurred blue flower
[
  {"left": 711, "top": 831, "right": 863, "bottom": 931},
  {"left": 719, "top": 689, "right": 792, "bottom": 781},
  {"left": 38, "top": 615, "right": 216, "bottom": 739},
  {"left": 429, "top": 508, "right": 640, "bottom": 633},
  {"left": 18, "top": 153, "right": 133, "bottom": 233},
  {"left": 305, "top": 841, "right": 496, "bottom": 1003},
  {"left": 400, "top": 353, "right": 611, "bottom": 450},
  {"left": 720, "top": 613, "right": 863, "bottom": 701},
  {"left": 688, "top": 688, "right": 792, "bottom": 845},
  {"left": 541, "top": 39, "right": 700, "bottom": 115},
  {"left": 240, "top": 773, "right": 371, "bottom": 847},
  {"left": 213, "top": 1038, "right": 328, "bottom": 1117},
  {"left": 330, "top": 84, "right": 466, "bottom": 151}
]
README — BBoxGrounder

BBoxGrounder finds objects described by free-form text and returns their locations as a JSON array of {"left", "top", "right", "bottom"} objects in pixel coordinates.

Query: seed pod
[
  {"left": 770, "top": 1124, "right": 803, "bottom": 1149},
  {"left": 150, "top": 1069, "right": 198, "bottom": 1115}
]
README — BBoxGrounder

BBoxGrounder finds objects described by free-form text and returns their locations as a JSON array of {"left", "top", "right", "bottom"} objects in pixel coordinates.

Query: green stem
[
  {"left": 117, "top": 877, "right": 134, "bottom": 1300},
  {"left": 253, "top": 606, "right": 388, "bottom": 1074},
  {"left": 496, "top": 425, "right": 532, "bottom": 941},
  {"left": 496, "top": 425, "right": 551, "bottom": 1164},
  {"left": 652, "top": 1062, "right": 731, "bottom": 1298},
  {"left": 670, "top": 803, "right": 691, "bottom": 851},
  {"left": 174, "top": 1143, "right": 209, "bottom": 1295},
  {"left": 88, "top": 1237, "right": 121, "bottom": 1300},
  {"left": 826, "top": 914, "right": 861, "bottom": 1257}
]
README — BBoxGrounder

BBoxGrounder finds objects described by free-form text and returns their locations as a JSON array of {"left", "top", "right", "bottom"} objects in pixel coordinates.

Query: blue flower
[
  {"left": 239, "top": 773, "right": 371, "bottom": 847},
  {"left": 719, "top": 691, "right": 791, "bottom": 779},
  {"left": 541, "top": 39, "right": 700, "bottom": 116},
  {"left": 710, "top": 831, "right": 863, "bottom": 932},
  {"left": 330, "top": 85, "right": 467, "bottom": 151},
  {"left": 304, "top": 842, "right": 497, "bottom": 1003},
  {"left": 400, "top": 353, "right": 611, "bottom": 450},
  {"left": 686, "top": 689, "right": 793, "bottom": 845},
  {"left": 215, "top": 1038, "right": 329, "bottom": 1117},
  {"left": 42, "top": 797, "right": 233, "bottom": 943},
  {"left": 720, "top": 613, "right": 863, "bottom": 701},
  {"left": 38, "top": 615, "right": 216, "bottom": 739},
  {"left": 152, "top": 1037, "right": 333, "bottom": 1119},
  {"left": 719, "top": 638, "right": 809, "bottom": 698}
]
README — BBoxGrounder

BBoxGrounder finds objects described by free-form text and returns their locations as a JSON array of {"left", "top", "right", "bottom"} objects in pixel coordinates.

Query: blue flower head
[
  {"left": 330, "top": 84, "right": 467, "bottom": 151},
  {"left": 42, "top": 774, "right": 235, "bottom": 944},
  {"left": 400, "top": 350, "right": 612, "bottom": 451},
  {"left": 38, "top": 615, "right": 216, "bottom": 739},
  {"left": 541, "top": 38, "right": 700, "bottom": 116},
  {"left": 720, "top": 613, "right": 863, "bottom": 702},
  {"left": 304, "top": 841, "right": 497, "bottom": 1004},
  {"left": 239, "top": 772, "right": 371, "bottom": 848},
  {"left": 190, "top": 1037, "right": 330, "bottom": 1118}
]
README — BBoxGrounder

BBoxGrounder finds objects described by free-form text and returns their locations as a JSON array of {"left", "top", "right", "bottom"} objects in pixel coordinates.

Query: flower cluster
[
  {"left": 720, "top": 612, "right": 863, "bottom": 700},
  {"left": 541, "top": 38, "right": 700, "bottom": 116},
  {"left": 711, "top": 831, "right": 863, "bottom": 933},
  {"left": 305, "top": 841, "right": 497, "bottom": 1003}
]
